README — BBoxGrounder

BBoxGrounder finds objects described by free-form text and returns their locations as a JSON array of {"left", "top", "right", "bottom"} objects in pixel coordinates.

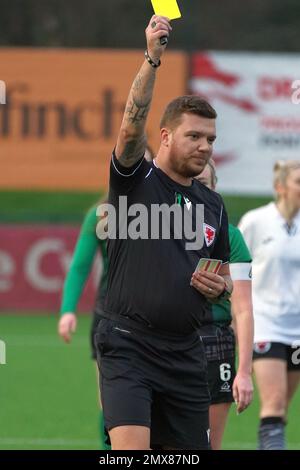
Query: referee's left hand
[{"left": 190, "top": 271, "right": 225, "bottom": 300}]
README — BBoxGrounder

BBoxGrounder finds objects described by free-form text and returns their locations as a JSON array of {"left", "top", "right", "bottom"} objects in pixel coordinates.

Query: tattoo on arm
[
  {"left": 133, "top": 74, "right": 142, "bottom": 92},
  {"left": 118, "top": 135, "right": 147, "bottom": 168},
  {"left": 126, "top": 99, "right": 151, "bottom": 125},
  {"left": 115, "top": 60, "right": 156, "bottom": 165}
]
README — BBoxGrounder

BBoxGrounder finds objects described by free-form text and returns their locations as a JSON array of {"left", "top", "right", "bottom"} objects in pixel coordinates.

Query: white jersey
[{"left": 239, "top": 202, "right": 300, "bottom": 345}]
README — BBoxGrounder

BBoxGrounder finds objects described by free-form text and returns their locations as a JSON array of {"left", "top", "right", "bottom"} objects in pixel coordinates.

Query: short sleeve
[
  {"left": 109, "top": 150, "right": 151, "bottom": 195},
  {"left": 229, "top": 225, "right": 252, "bottom": 263}
]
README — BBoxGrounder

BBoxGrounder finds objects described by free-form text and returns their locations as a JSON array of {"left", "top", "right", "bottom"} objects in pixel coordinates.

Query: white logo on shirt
[{"left": 220, "top": 382, "right": 231, "bottom": 392}]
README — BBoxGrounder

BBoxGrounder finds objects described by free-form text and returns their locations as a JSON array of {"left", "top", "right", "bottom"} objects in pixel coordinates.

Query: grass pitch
[{"left": 0, "top": 314, "right": 299, "bottom": 450}]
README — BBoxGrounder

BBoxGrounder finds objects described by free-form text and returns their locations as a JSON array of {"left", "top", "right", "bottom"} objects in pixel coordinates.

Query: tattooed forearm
[
  {"left": 122, "top": 62, "right": 155, "bottom": 131},
  {"left": 126, "top": 99, "right": 151, "bottom": 125},
  {"left": 115, "top": 58, "right": 157, "bottom": 164},
  {"left": 132, "top": 71, "right": 154, "bottom": 96},
  {"left": 133, "top": 74, "right": 143, "bottom": 92}
]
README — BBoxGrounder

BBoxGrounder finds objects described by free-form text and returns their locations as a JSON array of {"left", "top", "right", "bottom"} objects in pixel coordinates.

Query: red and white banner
[
  {"left": 0, "top": 225, "right": 101, "bottom": 312},
  {"left": 190, "top": 52, "right": 300, "bottom": 195}
]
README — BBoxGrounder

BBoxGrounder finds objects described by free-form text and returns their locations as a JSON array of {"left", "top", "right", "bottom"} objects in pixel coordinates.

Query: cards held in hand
[{"left": 195, "top": 258, "right": 222, "bottom": 274}]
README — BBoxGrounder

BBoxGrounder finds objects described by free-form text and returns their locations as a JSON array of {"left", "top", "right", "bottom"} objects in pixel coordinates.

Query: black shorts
[
  {"left": 253, "top": 342, "right": 300, "bottom": 371},
  {"left": 199, "top": 324, "right": 236, "bottom": 405},
  {"left": 95, "top": 317, "right": 211, "bottom": 450},
  {"left": 90, "top": 312, "right": 101, "bottom": 360}
]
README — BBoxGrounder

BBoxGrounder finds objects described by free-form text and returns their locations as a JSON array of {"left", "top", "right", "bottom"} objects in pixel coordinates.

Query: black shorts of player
[
  {"left": 94, "top": 316, "right": 211, "bottom": 450},
  {"left": 253, "top": 342, "right": 300, "bottom": 371},
  {"left": 90, "top": 312, "right": 102, "bottom": 360},
  {"left": 199, "top": 324, "right": 236, "bottom": 405}
]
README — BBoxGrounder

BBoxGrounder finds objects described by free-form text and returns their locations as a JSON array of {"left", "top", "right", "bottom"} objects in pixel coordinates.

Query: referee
[{"left": 95, "top": 16, "right": 232, "bottom": 450}]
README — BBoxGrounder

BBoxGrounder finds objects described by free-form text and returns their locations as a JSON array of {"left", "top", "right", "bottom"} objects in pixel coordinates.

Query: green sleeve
[
  {"left": 229, "top": 224, "right": 252, "bottom": 264},
  {"left": 60, "top": 206, "right": 99, "bottom": 315},
  {"left": 211, "top": 225, "right": 252, "bottom": 324}
]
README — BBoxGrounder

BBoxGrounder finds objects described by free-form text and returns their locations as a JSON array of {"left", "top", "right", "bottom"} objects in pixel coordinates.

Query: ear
[
  {"left": 274, "top": 181, "right": 285, "bottom": 198},
  {"left": 160, "top": 127, "right": 171, "bottom": 147}
]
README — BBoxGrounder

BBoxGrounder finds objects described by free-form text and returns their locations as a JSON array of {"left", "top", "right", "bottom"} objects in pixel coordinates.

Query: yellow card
[{"left": 151, "top": 0, "right": 182, "bottom": 20}]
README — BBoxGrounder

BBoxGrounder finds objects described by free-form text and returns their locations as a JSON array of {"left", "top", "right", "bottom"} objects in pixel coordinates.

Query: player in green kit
[
  {"left": 196, "top": 160, "right": 254, "bottom": 450},
  {"left": 58, "top": 201, "right": 110, "bottom": 450}
]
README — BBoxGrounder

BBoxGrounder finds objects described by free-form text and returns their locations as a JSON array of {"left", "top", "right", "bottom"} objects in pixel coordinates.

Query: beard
[{"left": 172, "top": 156, "right": 208, "bottom": 178}]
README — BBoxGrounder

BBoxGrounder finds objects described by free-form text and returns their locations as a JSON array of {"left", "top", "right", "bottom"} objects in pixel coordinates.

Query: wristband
[{"left": 144, "top": 50, "right": 161, "bottom": 68}]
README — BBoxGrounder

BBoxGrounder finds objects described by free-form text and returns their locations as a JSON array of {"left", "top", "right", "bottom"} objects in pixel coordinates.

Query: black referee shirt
[{"left": 103, "top": 152, "right": 230, "bottom": 335}]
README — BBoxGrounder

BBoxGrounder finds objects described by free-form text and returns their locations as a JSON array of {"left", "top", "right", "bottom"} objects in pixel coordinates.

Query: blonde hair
[
  {"left": 207, "top": 158, "right": 218, "bottom": 188},
  {"left": 273, "top": 160, "right": 300, "bottom": 187}
]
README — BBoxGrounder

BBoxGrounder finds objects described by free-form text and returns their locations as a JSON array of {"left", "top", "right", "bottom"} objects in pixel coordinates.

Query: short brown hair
[{"left": 160, "top": 95, "right": 217, "bottom": 130}]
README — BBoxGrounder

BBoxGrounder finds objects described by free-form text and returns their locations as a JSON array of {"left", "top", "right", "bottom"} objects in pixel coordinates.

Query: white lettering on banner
[
  {"left": 292, "top": 80, "right": 300, "bottom": 105},
  {"left": 0, "top": 250, "right": 15, "bottom": 292},
  {"left": 24, "top": 239, "right": 65, "bottom": 292},
  {"left": 0, "top": 227, "right": 102, "bottom": 310},
  {"left": 190, "top": 52, "right": 300, "bottom": 195},
  {"left": 60, "top": 251, "right": 73, "bottom": 273},
  {"left": 0, "top": 80, "right": 5, "bottom": 104}
]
